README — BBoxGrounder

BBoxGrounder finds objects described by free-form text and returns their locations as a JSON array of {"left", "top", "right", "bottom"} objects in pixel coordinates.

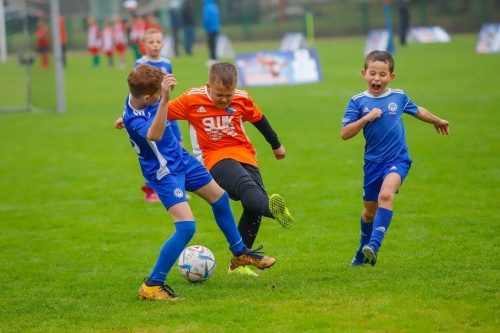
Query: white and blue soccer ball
[{"left": 178, "top": 245, "right": 216, "bottom": 282}]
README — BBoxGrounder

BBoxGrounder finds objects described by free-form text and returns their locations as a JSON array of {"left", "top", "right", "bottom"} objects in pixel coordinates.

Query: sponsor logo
[
  {"left": 375, "top": 226, "right": 386, "bottom": 234},
  {"left": 202, "top": 115, "right": 237, "bottom": 140},
  {"left": 390, "top": 166, "right": 397, "bottom": 171},
  {"left": 197, "top": 106, "right": 207, "bottom": 113},
  {"left": 363, "top": 107, "right": 371, "bottom": 114}
]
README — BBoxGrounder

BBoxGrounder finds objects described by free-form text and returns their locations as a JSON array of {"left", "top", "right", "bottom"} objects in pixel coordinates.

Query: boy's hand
[
  {"left": 367, "top": 108, "right": 382, "bottom": 121},
  {"left": 115, "top": 117, "right": 124, "bottom": 129},
  {"left": 273, "top": 145, "right": 286, "bottom": 160},
  {"left": 434, "top": 119, "right": 450, "bottom": 135},
  {"left": 161, "top": 74, "right": 177, "bottom": 101}
]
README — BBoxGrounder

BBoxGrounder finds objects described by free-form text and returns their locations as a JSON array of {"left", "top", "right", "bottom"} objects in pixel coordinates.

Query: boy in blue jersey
[
  {"left": 122, "top": 64, "right": 276, "bottom": 300},
  {"left": 341, "top": 50, "right": 449, "bottom": 266},
  {"left": 134, "top": 28, "right": 186, "bottom": 202}
]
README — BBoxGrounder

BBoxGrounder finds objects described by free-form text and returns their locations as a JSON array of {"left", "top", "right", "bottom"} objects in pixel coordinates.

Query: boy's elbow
[{"left": 146, "top": 133, "right": 161, "bottom": 141}]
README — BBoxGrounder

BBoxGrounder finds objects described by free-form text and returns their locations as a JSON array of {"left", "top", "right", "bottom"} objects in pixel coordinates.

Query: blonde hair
[{"left": 142, "top": 28, "right": 162, "bottom": 42}]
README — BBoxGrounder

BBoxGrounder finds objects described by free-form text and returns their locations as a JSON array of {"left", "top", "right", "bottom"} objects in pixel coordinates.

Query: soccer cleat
[
  {"left": 350, "top": 256, "right": 365, "bottom": 267},
  {"left": 269, "top": 194, "right": 294, "bottom": 228},
  {"left": 350, "top": 250, "right": 366, "bottom": 267},
  {"left": 142, "top": 185, "right": 161, "bottom": 202},
  {"left": 138, "top": 282, "right": 181, "bottom": 301},
  {"left": 362, "top": 245, "right": 378, "bottom": 266},
  {"left": 231, "top": 246, "right": 276, "bottom": 270},
  {"left": 228, "top": 263, "right": 259, "bottom": 277},
  {"left": 145, "top": 192, "right": 161, "bottom": 202}
]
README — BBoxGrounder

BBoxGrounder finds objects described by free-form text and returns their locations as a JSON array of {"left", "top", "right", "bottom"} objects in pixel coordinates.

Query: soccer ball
[{"left": 178, "top": 245, "right": 216, "bottom": 282}]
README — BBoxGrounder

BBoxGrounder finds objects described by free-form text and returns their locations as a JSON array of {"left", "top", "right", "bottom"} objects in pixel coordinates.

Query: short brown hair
[
  {"left": 208, "top": 62, "right": 238, "bottom": 88},
  {"left": 364, "top": 50, "right": 395, "bottom": 73},
  {"left": 127, "top": 64, "right": 164, "bottom": 98}
]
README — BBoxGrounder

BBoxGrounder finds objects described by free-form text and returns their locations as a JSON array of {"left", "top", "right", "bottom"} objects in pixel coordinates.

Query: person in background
[
  {"left": 341, "top": 50, "right": 449, "bottom": 267},
  {"left": 101, "top": 20, "right": 115, "bottom": 67},
  {"left": 168, "top": 1, "right": 183, "bottom": 57},
  {"left": 87, "top": 16, "right": 101, "bottom": 68},
  {"left": 181, "top": 0, "right": 195, "bottom": 56},
  {"left": 120, "top": 64, "right": 276, "bottom": 300},
  {"left": 145, "top": 13, "right": 162, "bottom": 31},
  {"left": 202, "top": 0, "right": 220, "bottom": 65},
  {"left": 58, "top": 15, "right": 67, "bottom": 67},
  {"left": 128, "top": 15, "right": 145, "bottom": 60},
  {"left": 398, "top": 0, "right": 411, "bottom": 46},
  {"left": 113, "top": 14, "right": 128, "bottom": 69},
  {"left": 36, "top": 19, "right": 50, "bottom": 70}
]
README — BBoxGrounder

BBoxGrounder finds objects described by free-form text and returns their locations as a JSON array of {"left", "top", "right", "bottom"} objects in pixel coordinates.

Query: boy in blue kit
[
  {"left": 133, "top": 28, "right": 186, "bottom": 202},
  {"left": 341, "top": 50, "right": 449, "bottom": 266},
  {"left": 122, "top": 64, "right": 275, "bottom": 300}
]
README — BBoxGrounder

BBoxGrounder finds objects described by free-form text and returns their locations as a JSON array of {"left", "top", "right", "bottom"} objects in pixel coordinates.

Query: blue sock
[
  {"left": 211, "top": 191, "right": 245, "bottom": 254},
  {"left": 368, "top": 207, "right": 393, "bottom": 252},
  {"left": 355, "top": 218, "right": 373, "bottom": 260},
  {"left": 147, "top": 221, "right": 196, "bottom": 284}
]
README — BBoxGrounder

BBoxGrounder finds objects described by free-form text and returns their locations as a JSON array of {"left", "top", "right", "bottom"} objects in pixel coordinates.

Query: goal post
[{"left": 0, "top": 0, "right": 65, "bottom": 114}]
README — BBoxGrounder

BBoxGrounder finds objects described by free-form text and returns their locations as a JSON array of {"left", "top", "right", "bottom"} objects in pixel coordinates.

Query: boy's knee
[{"left": 378, "top": 189, "right": 394, "bottom": 204}]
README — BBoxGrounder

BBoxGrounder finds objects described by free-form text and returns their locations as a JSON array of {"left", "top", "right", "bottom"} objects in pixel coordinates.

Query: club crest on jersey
[
  {"left": 388, "top": 102, "right": 397, "bottom": 114},
  {"left": 174, "top": 188, "right": 184, "bottom": 198},
  {"left": 225, "top": 106, "right": 236, "bottom": 114}
]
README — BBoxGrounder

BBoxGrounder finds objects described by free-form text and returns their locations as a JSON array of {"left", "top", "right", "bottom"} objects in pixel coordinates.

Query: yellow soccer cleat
[
  {"left": 231, "top": 246, "right": 276, "bottom": 270},
  {"left": 228, "top": 263, "right": 259, "bottom": 277},
  {"left": 138, "top": 282, "right": 181, "bottom": 301},
  {"left": 269, "top": 194, "right": 294, "bottom": 229}
]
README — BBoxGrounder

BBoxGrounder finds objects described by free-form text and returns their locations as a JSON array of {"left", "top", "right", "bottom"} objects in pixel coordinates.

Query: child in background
[
  {"left": 36, "top": 20, "right": 50, "bottom": 69},
  {"left": 341, "top": 50, "right": 449, "bottom": 267},
  {"left": 101, "top": 20, "right": 114, "bottom": 67},
  {"left": 121, "top": 64, "right": 276, "bottom": 300},
  {"left": 128, "top": 15, "right": 145, "bottom": 60},
  {"left": 145, "top": 13, "right": 162, "bottom": 31},
  {"left": 113, "top": 14, "right": 128, "bottom": 69},
  {"left": 87, "top": 16, "right": 101, "bottom": 67}
]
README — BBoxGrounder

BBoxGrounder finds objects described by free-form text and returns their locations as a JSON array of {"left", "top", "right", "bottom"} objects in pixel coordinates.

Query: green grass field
[{"left": 1, "top": 34, "right": 499, "bottom": 332}]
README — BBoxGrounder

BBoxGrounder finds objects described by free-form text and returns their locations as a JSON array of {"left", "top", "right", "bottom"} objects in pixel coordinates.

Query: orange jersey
[{"left": 168, "top": 86, "right": 263, "bottom": 171}]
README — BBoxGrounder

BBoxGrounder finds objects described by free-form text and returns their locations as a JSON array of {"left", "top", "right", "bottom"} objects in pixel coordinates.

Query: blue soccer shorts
[
  {"left": 148, "top": 155, "right": 212, "bottom": 210},
  {"left": 363, "top": 159, "right": 412, "bottom": 201}
]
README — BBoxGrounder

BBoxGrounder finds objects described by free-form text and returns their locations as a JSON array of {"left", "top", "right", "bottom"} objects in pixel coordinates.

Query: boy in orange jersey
[{"left": 116, "top": 62, "right": 294, "bottom": 276}]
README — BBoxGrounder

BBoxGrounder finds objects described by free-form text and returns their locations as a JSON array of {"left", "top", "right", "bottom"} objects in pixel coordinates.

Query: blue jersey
[
  {"left": 342, "top": 88, "right": 418, "bottom": 163},
  {"left": 134, "top": 56, "right": 173, "bottom": 74},
  {"left": 122, "top": 94, "right": 191, "bottom": 183}
]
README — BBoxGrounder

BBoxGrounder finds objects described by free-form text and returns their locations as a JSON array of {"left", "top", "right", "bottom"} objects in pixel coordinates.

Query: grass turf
[{"left": 0, "top": 34, "right": 498, "bottom": 332}]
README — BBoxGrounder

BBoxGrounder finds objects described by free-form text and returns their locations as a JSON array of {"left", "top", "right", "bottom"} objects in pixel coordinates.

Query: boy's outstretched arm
[{"left": 415, "top": 106, "right": 450, "bottom": 135}]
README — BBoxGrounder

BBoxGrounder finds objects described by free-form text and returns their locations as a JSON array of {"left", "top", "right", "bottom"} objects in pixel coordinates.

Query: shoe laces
[
  {"left": 245, "top": 245, "right": 266, "bottom": 261},
  {"left": 160, "top": 284, "right": 178, "bottom": 297}
]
